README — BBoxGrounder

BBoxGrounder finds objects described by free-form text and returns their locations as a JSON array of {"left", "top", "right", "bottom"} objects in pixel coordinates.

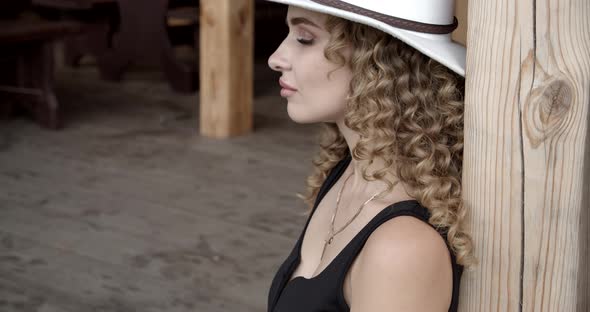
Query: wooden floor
[{"left": 0, "top": 61, "right": 320, "bottom": 311}]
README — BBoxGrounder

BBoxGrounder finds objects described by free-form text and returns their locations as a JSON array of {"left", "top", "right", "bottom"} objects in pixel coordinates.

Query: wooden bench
[
  {"left": 34, "top": 0, "right": 201, "bottom": 93},
  {"left": 0, "top": 15, "right": 80, "bottom": 129}
]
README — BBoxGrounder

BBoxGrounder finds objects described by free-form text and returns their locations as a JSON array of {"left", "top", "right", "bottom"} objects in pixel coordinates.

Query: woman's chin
[
  {"left": 287, "top": 105, "right": 317, "bottom": 124},
  {"left": 287, "top": 102, "right": 308, "bottom": 124},
  {"left": 287, "top": 114, "right": 315, "bottom": 124},
  {"left": 287, "top": 106, "right": 342, "bottom": 124}
]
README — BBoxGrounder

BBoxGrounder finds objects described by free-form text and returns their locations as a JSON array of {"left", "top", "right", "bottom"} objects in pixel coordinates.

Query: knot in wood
[
  {"left": 525, "top": 78, "right": 573, "bottom": 147},
  {"left": 539, "top": 80, "right": 572, "bottom": 125}
]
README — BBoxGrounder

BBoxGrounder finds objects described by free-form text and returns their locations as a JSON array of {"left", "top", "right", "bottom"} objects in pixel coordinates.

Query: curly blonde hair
[{"left": 300, "top": 16, "right": 477, "bottom": 268}]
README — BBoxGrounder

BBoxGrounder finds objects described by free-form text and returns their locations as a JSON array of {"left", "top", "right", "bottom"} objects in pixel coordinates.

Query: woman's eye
[{"left": 297, "top": 38, "right": 314, "bottom": 45}]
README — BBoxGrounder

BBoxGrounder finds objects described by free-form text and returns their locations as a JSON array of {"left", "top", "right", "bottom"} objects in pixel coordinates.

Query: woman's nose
[{"left": 268, "top": 44, "right": 290, "bottom": 72}]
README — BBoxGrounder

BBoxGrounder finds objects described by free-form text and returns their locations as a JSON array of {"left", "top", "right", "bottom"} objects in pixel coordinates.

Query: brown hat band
[{"left": 310, "top": 0, "right": 458, "bottom": 34}]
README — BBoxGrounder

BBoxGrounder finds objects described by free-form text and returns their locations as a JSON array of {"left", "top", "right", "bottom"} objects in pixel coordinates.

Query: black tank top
[{"left": 267, "top": 155, "right": 463, "bottom": 312}]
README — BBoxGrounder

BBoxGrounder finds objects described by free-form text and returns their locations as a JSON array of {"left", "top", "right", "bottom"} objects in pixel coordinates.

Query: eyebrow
[{"left": 286, "top": 17, "right": 322, "bottom": 29}]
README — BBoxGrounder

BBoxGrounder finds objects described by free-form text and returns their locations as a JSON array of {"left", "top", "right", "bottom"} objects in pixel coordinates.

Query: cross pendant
[{"left": 320, "top": 237, "right": 333, "bottom": 261}]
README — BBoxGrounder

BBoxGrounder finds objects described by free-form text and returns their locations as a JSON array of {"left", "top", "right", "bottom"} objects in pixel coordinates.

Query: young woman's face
[{"left": 268, "top": 6, "right": 353, "bottom": 124}]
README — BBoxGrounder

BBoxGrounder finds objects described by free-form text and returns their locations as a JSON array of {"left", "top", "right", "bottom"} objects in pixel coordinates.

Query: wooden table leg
[
  {"left": 2, "top": 42, "right": 62, "bottom": 129},
  {"left": 35, "top": 41, "right": 61, "bottom": 129},
  {"left": 199, "top": 0, "right": 253, "bottom": 138},
  {"left": 99, "top": 0, "right": 197, "bottom": 93},
  {"left": 64, "top": 19, "right": 111, "bottom": 67}
]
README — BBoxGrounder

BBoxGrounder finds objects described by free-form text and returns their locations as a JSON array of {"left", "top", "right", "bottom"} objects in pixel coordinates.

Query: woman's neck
[{"left": 335, "top": 119, "right": 393, "bottom": 196}]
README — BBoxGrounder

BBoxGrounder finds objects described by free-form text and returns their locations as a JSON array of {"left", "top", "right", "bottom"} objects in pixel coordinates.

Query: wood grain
[
  {"left": 199, "top": 0, "right": 254, "bottom": 138},
  {"left": 461, "top": 0, "right": 590, "bottom": 311}
]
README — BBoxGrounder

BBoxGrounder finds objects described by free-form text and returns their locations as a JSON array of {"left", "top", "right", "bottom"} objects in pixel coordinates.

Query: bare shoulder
[{"left": 349, "top": 216, "right": 453, "bottom": 312}]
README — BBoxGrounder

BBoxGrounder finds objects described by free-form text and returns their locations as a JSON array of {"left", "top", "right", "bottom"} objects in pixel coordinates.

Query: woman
[{"left": 265, "top": 1, "right": 477, "bottom": 311}]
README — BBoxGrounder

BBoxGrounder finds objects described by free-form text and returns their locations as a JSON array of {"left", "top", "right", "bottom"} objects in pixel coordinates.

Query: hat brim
[{"left": 265, "top": 0, "right": 466, "bottom": 77}]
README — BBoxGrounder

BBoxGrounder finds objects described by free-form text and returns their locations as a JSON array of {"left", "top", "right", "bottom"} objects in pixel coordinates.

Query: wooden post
[
  {"left": 452, "top": 0, "right": 468, "bottom": 45},
  {"left": 200, "top": 0, "right": 253, "bottom": 138},
  {"left": 461, "top": 0, "right": 589, "bottom": 311}
]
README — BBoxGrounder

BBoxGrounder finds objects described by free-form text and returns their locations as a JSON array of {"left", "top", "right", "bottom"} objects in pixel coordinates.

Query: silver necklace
[{"left": 319, "top": 171, "right": 382, "bottom": 262}]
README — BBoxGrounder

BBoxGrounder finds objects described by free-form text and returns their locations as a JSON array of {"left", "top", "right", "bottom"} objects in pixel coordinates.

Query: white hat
[{"left": 265, "top": 0, "right": 466, "bottom": 77}]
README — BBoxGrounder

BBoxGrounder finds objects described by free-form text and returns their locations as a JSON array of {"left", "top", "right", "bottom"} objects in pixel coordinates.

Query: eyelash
[{"left": 297, "top": 38, "right": 314, "bottom": 45}]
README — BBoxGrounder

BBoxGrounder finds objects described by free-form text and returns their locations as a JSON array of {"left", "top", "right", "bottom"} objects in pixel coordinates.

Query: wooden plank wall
[{"left": 461, "top": 0, "right": 590, "bottom": 311}]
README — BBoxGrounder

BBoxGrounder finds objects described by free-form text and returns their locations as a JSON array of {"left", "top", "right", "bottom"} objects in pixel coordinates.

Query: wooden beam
[
  {"left": 200, "top": 0, "right": 253, "bottom": 138},
  {"left": 452, "top": 0, "right": 468, "bottom": 45},
  {"left": 461, "top": 0, "right": 589, "bottom": 310}
]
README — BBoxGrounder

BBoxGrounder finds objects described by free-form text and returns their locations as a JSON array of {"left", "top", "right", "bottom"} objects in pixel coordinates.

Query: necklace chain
[{"left": 320, "top": 171, "right": 382, "bottom": 261}]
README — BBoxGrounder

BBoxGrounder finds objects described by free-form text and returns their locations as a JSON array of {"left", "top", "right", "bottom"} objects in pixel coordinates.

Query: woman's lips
[{"left": 279, "top": 79, "right": 297, "bottom": 97}]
